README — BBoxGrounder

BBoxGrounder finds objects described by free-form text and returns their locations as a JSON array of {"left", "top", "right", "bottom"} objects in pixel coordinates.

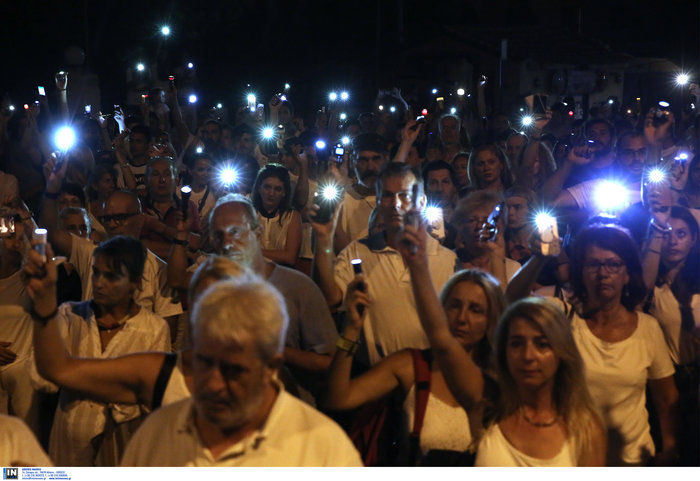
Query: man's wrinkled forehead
[{"left": 212, "top": 202, "right": 253, "bottom": 229}]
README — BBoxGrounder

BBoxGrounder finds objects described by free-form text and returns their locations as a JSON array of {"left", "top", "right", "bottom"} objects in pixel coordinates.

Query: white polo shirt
[
  {"left": 121, "top": 387, "right": 362, "bottom": 466},
  {"left": 337, "top": 185, "right": 376, "bottom": 244},
  {"left": 334, "top": 232, "right": 456, "bottom": 365},
  {"left": 0, "top": 414, "right": 52, "bottom": 466}
]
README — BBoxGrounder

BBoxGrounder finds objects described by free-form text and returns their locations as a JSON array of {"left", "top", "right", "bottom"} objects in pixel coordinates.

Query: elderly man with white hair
[{"left": 119, "top": 277, "right": 361, "bottom": 466}]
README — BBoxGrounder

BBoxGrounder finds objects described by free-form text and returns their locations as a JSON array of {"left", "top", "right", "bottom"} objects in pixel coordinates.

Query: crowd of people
[{"left": 0, "top": 64, "right": 698, "bottom": 468}]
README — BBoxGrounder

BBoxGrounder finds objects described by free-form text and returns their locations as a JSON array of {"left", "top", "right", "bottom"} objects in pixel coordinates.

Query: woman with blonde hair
[
  {"left": 477, "top": 297, "right": 605, "bottom": 466},
  {"left": 396, "top": 221, "right": 606, "bottom": 466},
  {"left": 325, "top": 268, "right": 505, "bottom": 465}
]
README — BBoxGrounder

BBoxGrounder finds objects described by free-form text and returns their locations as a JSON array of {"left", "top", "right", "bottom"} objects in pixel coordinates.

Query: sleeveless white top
[
  {"left": 258, "top": 210, "right": 295, "bottom": 250},
  {"left": 402, "top": 384, "right": 471, "bottom": 454},
  {"left": 475, "top": 424, "right": 576, "bottom": 467}
]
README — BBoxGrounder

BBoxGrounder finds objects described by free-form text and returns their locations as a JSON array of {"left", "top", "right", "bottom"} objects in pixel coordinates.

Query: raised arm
[
  {"left": 310, "top": 204, "right": 344, "bottom": 307},
  {"left": 397, "top": 221, "right": 485, "bottom": 413},
  {"left": 640, "top": 207, "right": 670, "bottom": 290},
  {"left": 37, "top": 156, "right": 73, "bottom": 256},
  {"left": 322, "top": 275, "right": 407, "bottom": 410},
  {"left": 392, "top": 119, "right": 423, "bottom": 163},
  {"left": 23, "top": 246, "right": 166, "bottom": 407}
]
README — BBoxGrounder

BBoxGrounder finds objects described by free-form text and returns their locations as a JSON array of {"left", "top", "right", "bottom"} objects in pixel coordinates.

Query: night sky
[{"left": 2, "top": 0, "right": 699, "bottom": 115}]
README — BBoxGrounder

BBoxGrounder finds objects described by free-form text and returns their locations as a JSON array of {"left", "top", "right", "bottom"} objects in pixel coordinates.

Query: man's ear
[
  {"left": 267, "top": 353, "right": 284, "bottom": 372},
  {"left": 417, "top": 193, "right": 427, "bottom": 210},
  {"left": 253, "top": 223, "right": 263, "bottom": 241}
]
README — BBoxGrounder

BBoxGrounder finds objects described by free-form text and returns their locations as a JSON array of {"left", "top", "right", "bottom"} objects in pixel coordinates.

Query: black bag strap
[
  {"left": 409, "top": 348, "right": 432, "bottom": 464},
  {"left": 152, "top": 353, "right": 177, "bottom": 410}
]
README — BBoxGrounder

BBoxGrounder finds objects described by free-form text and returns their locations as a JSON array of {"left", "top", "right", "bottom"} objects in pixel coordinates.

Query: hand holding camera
[{"left": 644, "top": 108, "right": 675, "bottom": 146}]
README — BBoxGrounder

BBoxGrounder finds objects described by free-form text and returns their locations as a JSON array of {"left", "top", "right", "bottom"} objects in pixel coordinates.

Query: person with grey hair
[
  {"left": 118, "top": 277, "right": 361, "bottom": 466},
  {"left": 168, "top": 193, "right": 338, "bottom": 405}
]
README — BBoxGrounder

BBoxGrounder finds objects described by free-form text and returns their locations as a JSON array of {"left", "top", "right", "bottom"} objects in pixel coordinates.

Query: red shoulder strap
[{"left": 410, "top": 348, "right": 432, "bottom": 437}]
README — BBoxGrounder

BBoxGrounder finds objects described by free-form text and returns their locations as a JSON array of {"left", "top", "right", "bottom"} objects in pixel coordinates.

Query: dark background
[{"left": 2, "top": 0, "right": 699, "bottom": 115}]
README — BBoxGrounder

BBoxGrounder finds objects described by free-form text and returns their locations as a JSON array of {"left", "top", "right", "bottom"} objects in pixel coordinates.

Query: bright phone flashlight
[
  {"left": 676, "top": 73, "right": 690, "bottom": 86},
  {"left": 378, "top": 105, "right": 384, "bottom": 111},
  {"left": 450, "top": 107, "right": 457, "bottom": 114},
  {"left": 322, "top": 184, "right": 340, "bottom": 200},
  {"left": 521, "top": 115, "right": 533, "bottom": 126},
  {"left": 390, "top": 106, "right": 396, "bottom": 113},
  {"left": 328, "top": 92, "right": 338, "bottom": 102},
  {"left": 247, "top": 93, "right": 256, "bottom": 104},
  {"left": 675, "top": 152, "right": 689, "bottom": 161},
  {"left": 216, "top": 103, "right": 223, "bottom": 109},
  {"left": 341, "top": 136, "right": 350, "bottom": 145},
  {"left": 431, "top": 88, "right": 438, "bottom": 94},
  {"left": 535, "top": 213, "right": 557, "bottom": 237},
  {"left": 284, "top": 83, "right": 291, "bottom": 90},
  {"left": 315, "top": 140, "right": 327, "bottom": 150},
  {"left": 594, "top": 180, "right": 628, "bottom": 213},
  {"left": 457, "top": 88, "right": 465, "bottom": 96},
  {"left": 136, "top": 63, "right": 145, "bottom": 72},
  {"left": 262, "top": 127, "right": 274, "bottom": 139},
  {"left": 647, "top": 168, "right": 665, "bottom": 183},
  {"left": 340, "top": 91, "right": 349, "bottom": 101},
  {"left": 195, "top": 146, "right": 203, "bottom": 154},
  {"left": 425, "top": 206, "right": 442, "bottom": 223},
  {"left": 188, "top": 94, "right": 197, "bottom": 104},
  {"left": 8, "top": 105, "right": 15, "bottom": 111},
  {"left": 161, "top": 26, "right": 171, "bottom": 36},
  {"left": 218, "top": 165, "right": 239, "bottom": 187},
  {"left": 339, "top": 113, "right": 347, "bottom": 120},
  {"left": 187, "top": 62, "right": 194, "bottom": 69},
  {"left": 534, "top": 212, "right": 559, "bottom": 255},
  {"left": 55, "top": 126, "right": 76, "bottom": 151}
]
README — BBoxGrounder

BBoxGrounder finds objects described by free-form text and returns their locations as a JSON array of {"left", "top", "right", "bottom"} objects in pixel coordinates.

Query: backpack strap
[
  {"left": 151, "top": 353, "right": 177, "bottom": 410},
  {"left": 409, "top": 348, "right": 432, "bottom": 463}
]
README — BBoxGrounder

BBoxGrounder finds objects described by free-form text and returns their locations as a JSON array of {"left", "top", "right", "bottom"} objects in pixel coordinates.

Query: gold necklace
[{"left": 520, "top": 406, "right": 559, "bottom": 428}]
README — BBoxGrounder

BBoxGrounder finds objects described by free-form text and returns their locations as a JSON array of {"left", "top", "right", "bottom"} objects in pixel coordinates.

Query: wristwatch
[{"left": 336, "top": 336, "right": 360, "bottom": 355}]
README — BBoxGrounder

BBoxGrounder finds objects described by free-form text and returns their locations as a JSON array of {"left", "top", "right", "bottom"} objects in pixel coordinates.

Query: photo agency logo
[{"left": 2, "top": 468, "right": 18, "bottom": 480}]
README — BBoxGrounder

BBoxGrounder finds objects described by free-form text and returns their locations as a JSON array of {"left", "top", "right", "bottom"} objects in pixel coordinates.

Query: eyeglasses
[
  {"left": 98, "top": 212, "right": 139, "bottom": 225},
  {"left": 582, "top": 260, "right": 625, "bottom": 274}
]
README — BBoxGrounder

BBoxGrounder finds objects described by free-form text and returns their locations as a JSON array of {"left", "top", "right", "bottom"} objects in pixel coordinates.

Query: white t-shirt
[
  {"left": 121, "top": 387, "right": 362, "bottom": 466},
  {"left": 549, "top": 297, "right": 675, "bottom": 466},
  {"left": 335, "top": 233, "right": 456, "bottom": 365},
  {"left": 0, "top": 414, "right": 52, "bottom": 466},
  {"left": 114, "top": 162, "right": 148, "bottom": 196},
  {"left": 0, "top": 270, "right": 33, "bottom": 370},
  {"left": 475, "top": 423, "right": 576, "bottom": 467},
  {"left": 649, "top": 284, "right": 700, "bottom": 365},
  {"left": 70, "top": 234, "right": 183, "bottom": 318}
]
